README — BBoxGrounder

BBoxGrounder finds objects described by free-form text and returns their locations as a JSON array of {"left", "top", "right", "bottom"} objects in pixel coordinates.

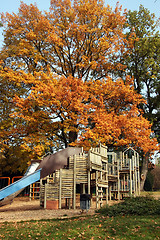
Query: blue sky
[
  {"left": 0, "top": 0, "right": 159, "bottom": 16},
  {"left": 0, "top": 0, "right": 160, "bottom": 46}
]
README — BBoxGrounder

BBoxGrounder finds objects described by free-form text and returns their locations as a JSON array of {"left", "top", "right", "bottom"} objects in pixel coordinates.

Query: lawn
[{"left": 0, "top": 214, "right": 160, "bottom": 240}]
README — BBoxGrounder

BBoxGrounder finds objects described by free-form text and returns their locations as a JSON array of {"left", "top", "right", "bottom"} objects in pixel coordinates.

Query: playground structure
[
  {"left": 39, "top": 145, "right": 140, "bottom": 209},
  {"left": 0, "top": 145, "right": 140, "bottom": 209}
]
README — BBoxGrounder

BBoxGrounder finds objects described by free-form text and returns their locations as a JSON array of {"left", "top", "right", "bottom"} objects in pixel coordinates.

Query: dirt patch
[
  {"left": 1, "top": 192, "right": 159, "bottom": 223},
  {"left": 0, "top": 197, "right": 96, "bottom": 223}
]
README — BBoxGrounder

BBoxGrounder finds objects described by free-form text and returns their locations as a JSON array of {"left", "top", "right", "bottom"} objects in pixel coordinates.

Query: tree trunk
[
  {"left": 140, "top": 154, "right": 149, "bottom": 191},
  {"left": 69, "top": 131, "right": 77, "bottom": 145}
]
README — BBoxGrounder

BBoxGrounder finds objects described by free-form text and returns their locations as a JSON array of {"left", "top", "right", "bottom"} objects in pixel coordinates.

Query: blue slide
[{"left": 0, "top": 164, "right": 41, "bottom": 206}]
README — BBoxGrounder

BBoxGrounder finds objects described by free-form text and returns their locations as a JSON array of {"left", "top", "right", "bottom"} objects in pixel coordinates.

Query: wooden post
[
  {"left": 106, "top": 162, "right": 108, "bottom": 204},
  {"left": 126, "top": 173, "right": 129, "bottom": 191},
  {"left": 59, "top": 169, "right": 62, "bottom": 209},
  {"left": 117, "top": 157, "right": 120, "bottom": 200},
  {"left": 137, "top": 153, "right": 140, "bottom": 195},
  {"left": 96, "top": 171, "right": 98, "bottom": 209},
  {"left": 40, "top": 179, "right": 42, "bottom": 205},
  {"left": 29, "top": 184, "right": 31, "bottom": 201},
  {"left": 100, "top": 169, "right": 102, "bottom": 208},
  {"left": 123, "top": 175, "right": 125, "bottom": 191},
  {"left": 109, "top": 185, "right": 112, "bottom": 201},
  {"left": 73, "top": 155, "right": 76, "bottom": 209},
  {"left": 44, "top": 184, "right": 47, "bottom": 209},
  {"left": 32, "top": 183, "right": 35, "bottom": 200},
  {"left": 134, "top": 154, "right": 138, "bottom": 196},
  {"left": 106, "top": 185, "right": 108, "bottom": 205},
  {"left": 129, "top": 159, "right": 132, "bottom": 196},
  {"left": 82, "top": 184, "right": 85, "bottom": 194},
  {"left": 88, "top": 170, "right": 90, "bottom": 194},
  {"left": 122, "top": 152, "right": 124, "bottom": 170},
  {"left": 120, "top": 151, "right": 122, "bottom": 164},
  {"left": 132, "top": 156, "right": 135, "bottom": 196}
]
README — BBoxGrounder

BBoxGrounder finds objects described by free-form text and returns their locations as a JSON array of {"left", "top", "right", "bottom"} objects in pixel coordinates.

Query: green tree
[
  {"left": 124, "top": 5, "right": 160, "bottom": 142},
  {"left": 119, "top": 5, "right": 160, "bottom": 190}
]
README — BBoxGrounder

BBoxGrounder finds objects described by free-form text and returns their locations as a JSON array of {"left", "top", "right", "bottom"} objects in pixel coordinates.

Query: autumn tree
[
  {"left": 1, "top": 0, "right": 130, "bottom": 78},
  {"left": 1, "top": 68, "right": 157, "bottom": 160},
  {"left": 0, "top": 0, "right": 158, "bottom": 176},
  {"left": 0, "top": 0, "right": 131, "bottom": 148},
  {"left": 0, "top": 65, "right": 31, "bottom": 175}
]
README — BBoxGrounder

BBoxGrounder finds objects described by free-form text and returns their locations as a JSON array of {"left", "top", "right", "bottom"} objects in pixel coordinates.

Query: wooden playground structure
[{"left": 36, "top": 145, "right": 140, "bottom": 209}]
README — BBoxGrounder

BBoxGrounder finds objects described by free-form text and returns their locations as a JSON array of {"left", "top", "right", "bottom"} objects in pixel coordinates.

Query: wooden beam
[
  {"left": 96, "top": 171, "right": 98, "bottom": 209},
  {"left": 129, "top": 159, "right": 132, "bottom": 196},
  {"left": 59, "top": 169, "right": 62, "bottom": 209},
  {"left": 117, "top": 157, "right": 120, "bottom": 200},
  {"left": 73, "top": 154, "right": 76, "bottom": 209},
  {"left": 44, "top": 184, "right": 47, "bottom": 209},
  {"left": 88, "top": 170, "right": 90, "bottom": 194}
]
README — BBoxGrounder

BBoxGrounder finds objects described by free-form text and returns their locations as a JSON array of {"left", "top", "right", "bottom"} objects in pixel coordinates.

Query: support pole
[
  {"left": 129, "top": 159, "right": 132, "bottom": 196},
  {"left": 134, "top": 154, "right": 138, "bottom": 196},
  {"left": 126, "top": 173, "right": 129, "bottom": 191},
  {"left": 132, "top": 156, "right": 135, "bottom": 196},
  {"left": 100, "top": 169, "right": 102, "bottom": 208},
  {"left": 44, "top": 184, "right": 47, "bottom": 209},
  {"left": 123, "top": 174, "right": 125, "bottom": 191},
  {"left": 82, "top": 184, "right": 85, "bottom": 194},
  {"left": 59, "top": 169, "right": 62, "bottom": 209},
  {"left": 137, "top": 154, "right": 140, "bottom": 195},
  {"left": 106, "top": 162, "right": 108, "bottom": 204},
  {"left": 117, "top": 157, "right": 120, "bottom": 200},
  {"left": 73, "top": 155, "right": 76, "bottom": 209},
  {"left": 29, "top": 184, "right": 31, "bottom": 201},
  {"left": 109, "top": 185, "right": 112, "bottom": 201},
  {"left": 96, "top": 171, "right": 98, "bottom": 209},
  {"left": 88, "top": 170, "right": 90, "bottom": 195}
]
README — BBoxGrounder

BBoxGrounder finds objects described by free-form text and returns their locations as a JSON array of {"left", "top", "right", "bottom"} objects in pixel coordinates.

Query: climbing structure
[{"left": 39, "top": 144, "right": 140, "bottom": 209}]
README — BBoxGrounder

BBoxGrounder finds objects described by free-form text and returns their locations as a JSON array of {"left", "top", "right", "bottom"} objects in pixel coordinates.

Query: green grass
[
  {"left": 0, "top": 214, "right": 160, "bottom": 239},
  {"left": 98, "top": 196, "right": 160, "bottom": 217}
]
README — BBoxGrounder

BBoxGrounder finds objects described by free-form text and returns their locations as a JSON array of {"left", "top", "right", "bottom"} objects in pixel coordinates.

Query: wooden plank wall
[{"left": 69, "top": 153, "right": 88, "bottom": 184}]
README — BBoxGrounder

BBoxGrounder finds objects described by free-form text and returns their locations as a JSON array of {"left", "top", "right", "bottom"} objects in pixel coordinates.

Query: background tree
[
  {"left": 117, "top": 5, "right": 160, "bottom": 189},
  {"left": 122, "top": 5, "right": 160, "bottom": 142}
]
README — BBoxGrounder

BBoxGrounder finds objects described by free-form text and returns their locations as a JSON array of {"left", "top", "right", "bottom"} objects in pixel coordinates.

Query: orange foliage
[
  {"left": 0, "top": 0, "right": 158, "bottom": 158},
  {"left": 2, "top": 68, "right": 157, "bottom": 156},
  {"left": 1, "top": 0, "right": 130, "bottom": 78}
]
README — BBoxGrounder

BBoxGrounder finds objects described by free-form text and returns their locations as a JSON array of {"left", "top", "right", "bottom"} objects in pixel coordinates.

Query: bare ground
[
  {"left": 0, "top": 197, "right": 96, "bottom": 223},
  {"left": 1, "top": 192, "right": 159, "bottom": 223}
]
